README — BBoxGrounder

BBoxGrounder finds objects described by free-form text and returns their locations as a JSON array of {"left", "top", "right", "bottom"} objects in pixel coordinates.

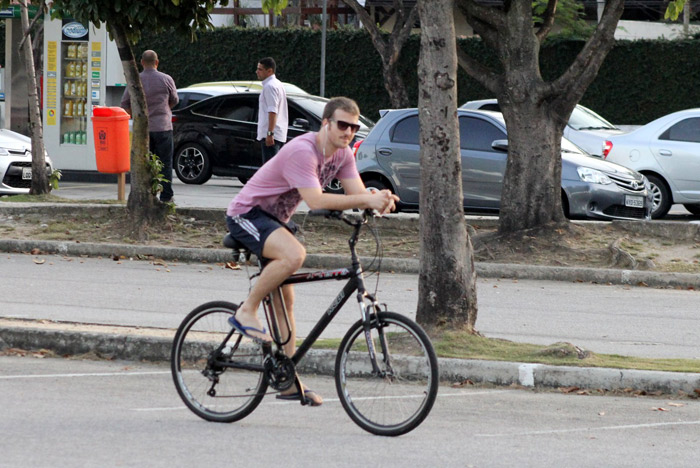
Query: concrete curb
[
  {"left": 2, "top": 238, "right": 700, "bottom": 290},
  {"left": 2, "top": 202, "right": 699, "bottom": 288},
  {"left": 1, "top": 322, "right": 698, "bottom": 394}
]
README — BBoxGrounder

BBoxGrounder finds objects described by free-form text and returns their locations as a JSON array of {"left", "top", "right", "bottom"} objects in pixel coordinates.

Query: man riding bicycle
[{"left": 225, "top": 97, "right": 399, "bottom": 406}]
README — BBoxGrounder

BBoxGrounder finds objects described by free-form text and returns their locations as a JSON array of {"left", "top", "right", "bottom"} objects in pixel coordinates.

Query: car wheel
[
  {"left": 175, "top": 143, "right": 213, "bottom": 185},
  {"left": 561, "top": 191, "right": 570, "bottom": 219},
  {"left": 646, "top": 174, "right": 672, "bottom": 219},
  {"left": 324, "top": 178, "right": 344, "bottom": 194},
  {"left": 683, "top": 204, "right": 700, "bottom": 216}
]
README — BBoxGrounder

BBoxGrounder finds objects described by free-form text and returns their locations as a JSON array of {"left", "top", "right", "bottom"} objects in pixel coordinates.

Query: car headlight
[{"left": 577, "top": 167, "right": 612, "bottom": 185}]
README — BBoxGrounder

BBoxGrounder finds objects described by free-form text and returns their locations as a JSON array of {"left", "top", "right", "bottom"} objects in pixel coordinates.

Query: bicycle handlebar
[{"left": 307, "top": 209, "right": 374, "bottom": 226}]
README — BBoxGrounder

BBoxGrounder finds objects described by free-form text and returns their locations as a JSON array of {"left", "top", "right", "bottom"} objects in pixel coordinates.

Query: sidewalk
[{"left": 1, "top": 202, "right": 699, "bottom": 395}]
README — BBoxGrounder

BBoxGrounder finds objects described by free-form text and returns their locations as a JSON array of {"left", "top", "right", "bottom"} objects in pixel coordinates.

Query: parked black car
[{"left": 172, "top": 88, "right": 373, "bottom": 184}]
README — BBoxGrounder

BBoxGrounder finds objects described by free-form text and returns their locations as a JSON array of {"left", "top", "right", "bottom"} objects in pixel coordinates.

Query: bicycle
[{"left": 171, "top": 209, "right": 438, "bottom": 436}]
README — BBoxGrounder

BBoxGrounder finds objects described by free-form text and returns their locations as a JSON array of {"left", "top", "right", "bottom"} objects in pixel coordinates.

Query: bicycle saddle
[{"left": 223, "top": 233, "right": 248, "bottom": 252}]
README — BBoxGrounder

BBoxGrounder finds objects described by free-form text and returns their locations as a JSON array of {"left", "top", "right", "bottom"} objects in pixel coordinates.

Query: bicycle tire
[
  {"left": 335, "top": 312, "right": 439, "bottom": 436},
  {"left": 171, "top": 301, "right": 268, "bottom": 423}
]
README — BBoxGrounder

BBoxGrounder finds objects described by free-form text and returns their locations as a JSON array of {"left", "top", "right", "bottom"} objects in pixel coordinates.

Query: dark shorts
[{"left": 226, "top": 206, "right": 298, "bottom": 259}]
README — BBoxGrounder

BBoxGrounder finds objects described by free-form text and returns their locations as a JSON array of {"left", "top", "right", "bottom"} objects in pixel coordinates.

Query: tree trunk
[
  {"left": 456, "top": 0, "right": 624, "bottom": 234},
  {"left": 343, "top": 0, "right": 416, "bottom": 109},
  {"left": 498, "top": 102, "right": 567, "bottom": 232},
  {"left": 416, "top": 0, "right": 478, "bottom": 332},
  {"left": 19, "top": 0, "right": 49, "bottom": 195},
  {"left": 382, "top": 59, "right": 410, "bottom": 109},
  {"left": 110, "top": 23, "right": 166, "bottom": 239}
]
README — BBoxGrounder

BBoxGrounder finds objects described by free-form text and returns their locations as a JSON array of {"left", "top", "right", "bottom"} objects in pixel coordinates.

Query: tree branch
[
  {"left": 457, "top": 47, "right": 502, "bottom": 95},
  {"left": 547, "top": 0, "right": 624, "bottom": 102},
  {"left": 535, "top": 0, "right": 558, "bottom": 42},
  {"left": 456, "top": 0, "right": 503, "bottom": 49},
  {"left": 17, "top": 0, "right": 46, "bottom": 50}
]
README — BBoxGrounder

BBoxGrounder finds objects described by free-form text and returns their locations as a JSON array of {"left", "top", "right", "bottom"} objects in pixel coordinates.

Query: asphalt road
[
  {"left": 2, "top": 252, "right": 699, "bottom": 359},
  {"left": 1, "top": 355, "right": 698, "bottom": 468}
]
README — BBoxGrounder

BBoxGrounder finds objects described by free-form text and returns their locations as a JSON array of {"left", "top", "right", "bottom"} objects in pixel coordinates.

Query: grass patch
[
  {"left": 0, "top": 194, "right": 124, "bottom": 204},
  {"left": 313, "top": 332, "right": 700, "bottom": 373}
]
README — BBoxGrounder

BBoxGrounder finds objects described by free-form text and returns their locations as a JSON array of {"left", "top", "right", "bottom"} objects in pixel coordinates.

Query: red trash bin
[{"left": 92, "top": 106, "right": 130, "bottom": 173}]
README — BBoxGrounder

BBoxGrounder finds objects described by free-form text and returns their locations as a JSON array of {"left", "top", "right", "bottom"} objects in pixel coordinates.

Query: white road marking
[
  {"left": 0, "top": 371, "right": 169, "bottom": 380},
  {"left": 476, "top": 420, "right": 700, "bottom": 438}
]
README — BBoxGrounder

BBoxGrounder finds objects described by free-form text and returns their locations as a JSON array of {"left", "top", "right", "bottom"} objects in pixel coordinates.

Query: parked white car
[
  {"left": 0, "top": 129, "right": 54, "bottom": 196},
  {"left": 460, "top": 99, "right": 624, "bottom": 158},
  {"left": 602, "top": 108, "right": 700, "bottom": 219}
]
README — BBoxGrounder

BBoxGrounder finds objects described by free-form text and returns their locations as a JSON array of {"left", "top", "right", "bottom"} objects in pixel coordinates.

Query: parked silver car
[
  {"left": 355, "top": 108, "right": 652, "bottom": 220},
  {"left": 603, "top": 108, "right": 700, "bottom": 219},
  {"left": 460, "top": 99, "right": 624, "bottom": 158},
  {"left": 0, "top": 129, "right": 54, "bottom": 196}
]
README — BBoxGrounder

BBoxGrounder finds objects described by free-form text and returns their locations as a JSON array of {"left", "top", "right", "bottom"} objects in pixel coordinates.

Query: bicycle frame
[{"left": 221, "top": 210, "right": 383, "bottom": 374}]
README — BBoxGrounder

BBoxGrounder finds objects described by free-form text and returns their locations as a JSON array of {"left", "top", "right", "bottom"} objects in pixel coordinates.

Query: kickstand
[{"left": 295, "top": 375, "right": 308, "bottom": 406}]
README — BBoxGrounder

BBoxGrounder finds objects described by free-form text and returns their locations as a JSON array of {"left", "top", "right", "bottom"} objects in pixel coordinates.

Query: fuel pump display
[{"left": 60, "top": 42, "right": 88, "bottom": 145}]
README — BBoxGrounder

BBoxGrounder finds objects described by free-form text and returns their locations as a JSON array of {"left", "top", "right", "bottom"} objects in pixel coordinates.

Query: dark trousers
[
  {"left": 261, "top": 139, "right": 283, "bottom": 164},
  {"left": 150, "top": 130, "right": 174, "bottom": 201}
]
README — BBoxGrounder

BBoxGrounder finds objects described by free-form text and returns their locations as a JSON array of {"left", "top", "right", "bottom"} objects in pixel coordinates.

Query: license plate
[
  {"left": 625, "top": 195, "right": 644, "bottom": 208},
  {"left": 22, "top": 167, "right": 32, "bottom": 180}
]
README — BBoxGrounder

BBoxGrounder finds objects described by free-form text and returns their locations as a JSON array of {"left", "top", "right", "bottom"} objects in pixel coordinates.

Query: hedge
[{"left": 2, "top": 25, "right": 697, "bottom": 125}]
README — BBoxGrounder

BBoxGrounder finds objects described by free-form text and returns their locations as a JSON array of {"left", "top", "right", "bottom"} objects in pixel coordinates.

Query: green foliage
[
  {"left": 49, "top": 169, "right": 62, "bottom": 190},
  {"left": 532, "top": 0, "right": 594, "bottom": 39},
  {"left": 665, "top": 0, "right": 689, "bottom": 20},
  {"left": 49, "top": 0, "right": 230, "bottom": 43},
  {"left": 262, "top": 0, "right": 288, "bottom": 16},
  {"left": 139, "top": 27, "right": 700, "bottom": 124},
  {"left": 146, "top": 152, "right": 166, "bottom": 196}
]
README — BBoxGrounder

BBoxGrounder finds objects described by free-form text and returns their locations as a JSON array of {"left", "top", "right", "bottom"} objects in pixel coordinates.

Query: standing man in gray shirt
[
  {"left": 256, "top": 57, "right": 288, "bottom": 164},
  {"left": 121, "top": 50, "right": 179, "bottom": 203}
]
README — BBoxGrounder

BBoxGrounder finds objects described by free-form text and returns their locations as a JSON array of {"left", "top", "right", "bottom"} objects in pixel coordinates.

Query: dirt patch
[{"left": 1, "top": 209, "right": 700, "bottom": 273}]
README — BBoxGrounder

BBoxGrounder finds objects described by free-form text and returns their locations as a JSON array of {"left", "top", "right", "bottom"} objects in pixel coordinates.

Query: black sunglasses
[{"left": 330, "top": 119, "right": 361, "bottom": 133}]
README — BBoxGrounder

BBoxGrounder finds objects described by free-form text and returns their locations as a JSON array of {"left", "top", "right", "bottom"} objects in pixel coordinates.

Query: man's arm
[
  {"left": 167, "top": 76, "right": 179, "bottom": 109},
  {"left": 298, "top": 183, "right": 398, "bottom": 214},
  {"left": 265, "top": 112, "right": 277, "bottom": 146},
  {"left": 120, "top": 88, "right": 131, "bottom": 116}
]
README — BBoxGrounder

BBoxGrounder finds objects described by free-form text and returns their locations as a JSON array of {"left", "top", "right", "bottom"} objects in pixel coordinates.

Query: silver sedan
[{"left": 603, "top": 108, "right": 700, "bottom": 218}]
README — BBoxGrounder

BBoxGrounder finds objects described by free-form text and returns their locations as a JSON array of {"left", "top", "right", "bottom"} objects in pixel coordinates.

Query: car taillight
[
  {"left": 352, "top": 139, "right": 363, "bottom": 158},
  {"left": 171, "top": 116, "right": 178, "bottom": 123},
  {"left": 602, "top": 140, "right": 612, "bottom": 159}
]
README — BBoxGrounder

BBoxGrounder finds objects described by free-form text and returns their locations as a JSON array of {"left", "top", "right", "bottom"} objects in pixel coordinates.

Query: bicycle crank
[{"left": 263, "top": 353, "right": 296, "bottom": 391}]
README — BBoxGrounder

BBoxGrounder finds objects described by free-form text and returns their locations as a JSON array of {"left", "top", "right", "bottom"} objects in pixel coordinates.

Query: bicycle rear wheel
[
  {"left": 335, "top": 312, "right": 438, "bottom": 436},
  {"left": 171, "top": 301, "right": 268, "bottom": 423}
]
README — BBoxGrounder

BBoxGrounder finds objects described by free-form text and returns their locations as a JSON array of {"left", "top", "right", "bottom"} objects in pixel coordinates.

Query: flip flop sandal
[
  {"left": 228, "top": 315, "right": 271, "bottom": 343},
  {"left": 276, "top": 389, "right": 323, "bottom": 407}
]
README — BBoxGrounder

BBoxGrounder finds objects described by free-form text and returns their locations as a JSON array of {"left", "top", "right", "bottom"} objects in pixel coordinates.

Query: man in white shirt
[{"left": 256, "top": 57, "right": 288, "bottom": 163}]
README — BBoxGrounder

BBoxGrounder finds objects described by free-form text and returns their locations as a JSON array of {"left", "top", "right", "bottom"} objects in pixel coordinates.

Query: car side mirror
[
  {"left": 292, "top": 118, "right": 310, "bottom": 130},
  {"left": 491, "top": 139, "right": 509, "bottom": 152}
]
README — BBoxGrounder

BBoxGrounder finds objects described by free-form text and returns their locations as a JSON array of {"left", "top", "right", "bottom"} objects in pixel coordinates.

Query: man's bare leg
[
  {"left": 233, "top": 227, "right": 305, "bottom": 342},
  {"left": 272, "top": 285, "right": 323, "bottom": 406}
]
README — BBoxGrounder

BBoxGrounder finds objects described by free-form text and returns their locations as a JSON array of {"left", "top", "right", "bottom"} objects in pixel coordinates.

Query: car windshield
[
  {"left": 290, "top": 96, "right": 375, "bottom": 130},
  {"left": 561, "top": 137, "right": 588, "bottom": 155},
  {"left": 568, "top": 106, "right": 618, "bottom": 131}
]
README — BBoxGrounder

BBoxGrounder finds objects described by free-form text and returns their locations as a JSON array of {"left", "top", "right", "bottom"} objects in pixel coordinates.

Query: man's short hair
[
  {"left": 141, "top": 50, "right": 158, "bottom": 65},
  {"left": 322, "top": 97, "right": 360, "bottom": 121},
  {"left": 258, "top": 57, "right": 276, "bottom": 72}
]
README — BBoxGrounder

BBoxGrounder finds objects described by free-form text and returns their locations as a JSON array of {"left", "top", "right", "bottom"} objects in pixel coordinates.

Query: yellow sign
[{"left": 46, "top": 41, "right": 57, "bottom": 126}]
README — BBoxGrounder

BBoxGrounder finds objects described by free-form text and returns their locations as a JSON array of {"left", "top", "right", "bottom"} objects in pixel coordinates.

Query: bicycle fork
[{"left": 358, "top": 293, "right": 394, "bottom": 378}]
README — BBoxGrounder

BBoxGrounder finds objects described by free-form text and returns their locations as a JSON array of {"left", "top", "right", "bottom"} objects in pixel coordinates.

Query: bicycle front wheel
[
  {"left": 335, "top": 312, "right": 439, "bottom": 436},
  {"left": 171, "top": 301, "right": 267, "bottom": 423}
]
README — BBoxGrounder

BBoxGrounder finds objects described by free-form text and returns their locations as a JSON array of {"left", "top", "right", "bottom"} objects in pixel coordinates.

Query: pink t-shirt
[{"left": 227, "top": 132, "right": 360, "bottom": 223}]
